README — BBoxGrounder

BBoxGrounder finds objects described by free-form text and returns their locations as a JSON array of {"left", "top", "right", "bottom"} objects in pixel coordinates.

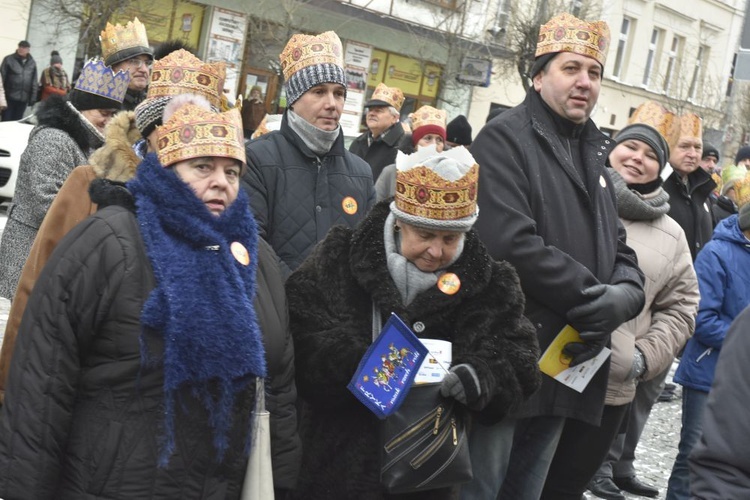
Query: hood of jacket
[
  {"left": 89, "top": 111, "right": 141, "bottom": 182},
  {"left": 33, "top": 94, "right": 104, "bottom": 152},
  {"left": 713, "top": 214, "right": 750, "bottom": 248}
]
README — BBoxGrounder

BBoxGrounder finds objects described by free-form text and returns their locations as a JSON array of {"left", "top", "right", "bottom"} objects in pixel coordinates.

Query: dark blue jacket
[{"left": 674, "top": 214, "right": 750, "bottom": 392}]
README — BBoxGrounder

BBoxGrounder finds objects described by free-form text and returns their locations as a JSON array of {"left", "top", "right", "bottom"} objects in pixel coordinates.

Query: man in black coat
[
  {"left": 349, "top": 82, "right": 411, "bottom": 180},
  {"left": 460, "top": 12, "right": 645, "bottom": 500},
  {"left": 0, "top": 41, "right": 37, "bottom": 121}
]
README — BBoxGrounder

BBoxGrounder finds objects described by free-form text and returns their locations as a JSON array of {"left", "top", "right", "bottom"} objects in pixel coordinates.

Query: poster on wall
[
  {"left": 343, "top": 40, "right": 372, "bottom": 138},
  {"left": 205, "top": 7, "right": 248, "bottom": 99}
]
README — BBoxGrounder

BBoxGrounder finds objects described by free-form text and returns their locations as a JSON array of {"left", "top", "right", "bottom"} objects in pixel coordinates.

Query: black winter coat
[
  {"left": 0, "top": 52, "right": 38, "bottom": 104},
  {"left": 243, "top": 111, "right": 375, "bottom": 276},
  {"left": 285, "top": 201, "right": 541, "bottom": 499},
  {"left": 663, "top": 168, "right": 716, "bottom": 261},
  {"left": 0, "top": 185, "right": 299, "bottom": 498},
  {"left": 471, "top": 90, "right": 644, "bottom": 426},
  {"left": 349, "top": 122, "right": 412, "bottom": 180}
]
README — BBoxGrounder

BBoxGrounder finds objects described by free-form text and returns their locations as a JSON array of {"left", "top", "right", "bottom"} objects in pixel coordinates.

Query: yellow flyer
[{"left": 538, "top": 325, "right": 610, "bottom": 393}]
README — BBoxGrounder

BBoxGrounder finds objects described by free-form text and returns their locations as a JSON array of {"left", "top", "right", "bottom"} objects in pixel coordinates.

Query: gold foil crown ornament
[
  {"left": 679, "top": 113, "right": 703, "bottom": 140},
  {"left": 367, "top": 83, "right": 406, "bottom": 111},
  {"left": 535, "top": 13, "right": 611, "bottom": 68},
  {"left": 628, "top": 101, "right": 680, "bottom": 150},
  {"left": 156, "top": 104, "right": 246, "bottom": 167},
  {"left": 148, "top": 50, "right": 226, "bottom": 110},
  {"left": 391, "top": 146, "right": 479, "bottom": 232},
  {"left": 100, "top": 17, "right": 152, "bottom": 67},
  {"left": 410, "top": 106, "right": 447, "bottom": 132},
  {"left": 279, "top": 30, "right": 344, "bottom": 82}
]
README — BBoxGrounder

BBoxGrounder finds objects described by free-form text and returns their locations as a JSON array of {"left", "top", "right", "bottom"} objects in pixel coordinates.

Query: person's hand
[
  {"left": 566, "top": 283, "right": 644, "bottom": 340},
  {"left": 562, "top": 337, "right": 608, "bottom": 367},
  {"left": 626, "top": 348, "right": 647, "bottom": 381},
  {"left": 440, "top": 364, "right": 481, "bottom": 405}
]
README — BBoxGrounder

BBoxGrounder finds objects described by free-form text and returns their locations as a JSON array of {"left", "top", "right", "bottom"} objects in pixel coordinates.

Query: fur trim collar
[
  {"left": 34, "top": 94, "right": 104, "bottom": 152},
  {"left": 350, "top": 201, "right": 493, "bottom": 316},
  {"left": 128, "top": 154, "right": 266, "bottom": 465},
  {"left": 90, "top": 111, "right": 141, "bottom": 182}
]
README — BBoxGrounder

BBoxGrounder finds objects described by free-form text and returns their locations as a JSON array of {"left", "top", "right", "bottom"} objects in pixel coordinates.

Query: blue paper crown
[{"left": 75, "top": 59, "right": 131, "bottom": 103}]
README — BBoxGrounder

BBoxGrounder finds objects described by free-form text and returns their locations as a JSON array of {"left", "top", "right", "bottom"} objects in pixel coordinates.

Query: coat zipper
[{"left": 696, "top": 347, "right": 713, "bottom": 363}]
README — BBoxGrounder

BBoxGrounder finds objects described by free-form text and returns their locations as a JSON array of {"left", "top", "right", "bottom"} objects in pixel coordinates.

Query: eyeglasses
[{"left": 126, "top": 58, "right": 153, "bottom": 69}]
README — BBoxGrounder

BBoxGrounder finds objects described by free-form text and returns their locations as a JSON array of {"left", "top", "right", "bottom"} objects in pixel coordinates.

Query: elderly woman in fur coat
[
  {"left": 286, "top": 146, "right": 541, "bottom": 500},
  {"left": 0, "top": 59, "right": 129, "bottom": 299},
  {"left": 0, "top": 95, "right": 285, "bottom": 498}
]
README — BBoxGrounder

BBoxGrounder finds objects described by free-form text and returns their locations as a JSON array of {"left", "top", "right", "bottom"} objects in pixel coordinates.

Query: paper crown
[
  {"left": 147, "top": 49, "right": 225, "bottom": 109},
  {"left": 367, "top": 83, "right": 405, "bottom": 111},
  {"left": 735, "top": 174, "right": 750, "bottom": 208},
  {"left": 392, "top": 146, "right": 479, "bottom": 231},
  {"left": 679, "top": 112, "right": 702, "bottom": 139},
  {"left": 410, "top": 106, "right": 447, "bottom": 132},
  {"left": 628, "top": 101, "right": 680, "bottom": 149},
  {"left": 100, "top": 17, "right": 152, "bottom": 66},
  {"left": 535, "top": 13, "right": 611, "bottom": 68},
  {"left": 156, "top": 104, "right": 245, "bottom": 167},
  {"left": 280, "top": 31, "right": 344, "bottom": 82},
  {"left": 74, "top": 59, "right": 131, "bottom": 103}
]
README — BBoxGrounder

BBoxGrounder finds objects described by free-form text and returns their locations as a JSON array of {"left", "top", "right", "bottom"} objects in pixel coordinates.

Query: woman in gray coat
[{"left": 0, "top": 60, "right": 129, "bottom": 299}]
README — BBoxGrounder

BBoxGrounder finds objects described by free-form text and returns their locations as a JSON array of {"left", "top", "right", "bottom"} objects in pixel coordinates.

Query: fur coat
[
  {"left": 0, "top": 94, "right": 104, "bottom": 298},
  {"left": 286, "top": 201, "right": 541, "bottom": 499}
]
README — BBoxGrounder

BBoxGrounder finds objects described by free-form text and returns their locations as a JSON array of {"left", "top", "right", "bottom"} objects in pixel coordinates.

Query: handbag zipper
[
  {"left": 410, "top": 418, "right": 453, "bottom": 469},
  {"left": 384, "top": 405, "right": 443, "bottom": 453}
]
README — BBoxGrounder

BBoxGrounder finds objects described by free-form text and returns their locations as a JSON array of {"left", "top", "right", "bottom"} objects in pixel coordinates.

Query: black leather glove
[
  {"left": 566, "top": 283, "right": 644, "bottom": 340},
  {"left": 440, "top": 364, "right": 481, "bottom": 405},
  {"left": 562, "top": 337, "right": 608, "bottom": 367}
]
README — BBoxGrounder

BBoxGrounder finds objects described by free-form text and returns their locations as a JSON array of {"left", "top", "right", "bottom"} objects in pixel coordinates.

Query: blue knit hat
[{"left": 279, "top": 31, "right": 346, "bottom": 105}]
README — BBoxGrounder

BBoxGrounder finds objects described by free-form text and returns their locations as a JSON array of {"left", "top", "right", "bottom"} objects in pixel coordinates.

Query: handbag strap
[{"left": 255, "top": 377, "right": 266, "bottom": 413}]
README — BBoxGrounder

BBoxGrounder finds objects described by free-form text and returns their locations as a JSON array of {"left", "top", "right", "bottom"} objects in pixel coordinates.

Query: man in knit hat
[
  {"left": 462, "top": 13, "right": 645, "bottom": 500},
  {"left": 100, "top": 18, "right": 154, "bottom": 110},
  {"left": 700, "top": 143, "right": 720, "bottom": 174},
  {"left": 349, "top": 82, "right": 411, "bottom": 180},
  {"left": 242, "top": 30, "right": 375, "bottom": 276}
]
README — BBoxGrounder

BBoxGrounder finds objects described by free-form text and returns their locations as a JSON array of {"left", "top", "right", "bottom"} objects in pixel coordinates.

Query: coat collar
[
  {"left": 34, "top": 94, "right": 104, "bottom": 153},
  {"left": 279, "top": 110, "right": 346, "bottom": 159}
]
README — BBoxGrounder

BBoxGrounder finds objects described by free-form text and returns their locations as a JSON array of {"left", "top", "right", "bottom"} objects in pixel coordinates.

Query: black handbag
[{"left": 380, "top": 383, "right": 473, "bottom": 493}]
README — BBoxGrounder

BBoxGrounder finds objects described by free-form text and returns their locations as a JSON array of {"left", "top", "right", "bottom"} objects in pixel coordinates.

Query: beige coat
[
  {"left": 0, "top": 111, "right": 140, "bottom": 402},
  {"left": 605, "top": 213, "right": 700, "bottom": 406}
]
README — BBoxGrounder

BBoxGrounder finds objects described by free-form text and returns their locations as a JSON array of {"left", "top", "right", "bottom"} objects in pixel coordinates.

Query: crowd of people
[{"left": 0, "top": 10, "right": 749, "bottom": 500}]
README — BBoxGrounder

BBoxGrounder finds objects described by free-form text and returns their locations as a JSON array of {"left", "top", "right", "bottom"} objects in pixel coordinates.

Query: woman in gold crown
[
  {"left": 0, "top": 94, "right": 295, "bottom": 498},
  {"left": 285, "top": 147, "right": 540, "bottom": 499}
]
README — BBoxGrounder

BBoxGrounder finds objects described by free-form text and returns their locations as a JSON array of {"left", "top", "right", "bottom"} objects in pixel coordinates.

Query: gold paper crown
[
  {"left": 368, "top": 83, "right": 405, "bottom": 111},
  {"left": 279, "top": 31, "right": 343, "bottom": 82},
  {"left": 535, "top": 13, "right": 611, "bottom": 67},
  {"left": 75, "top": 59, "right": 130, "bottom": 103},
  {"left": 410, "top": 106, "right": 447, "bottom": 132},
  {"left": 395, "top": 163, "right": 479, "bottom": 221},
  {"left": 735, "top": 173, "right": 750, "bottom": 208},
  {"left": 156, "top": 105, "right": 245, "bottom": 167},
  {"left": 628, "top": 101, "right": 680, "bottom": 149},
  {"left": 100, "top": 18, "right": 151, "bottom": 65},
  {"left": 147, "top": 50, "right": 225, "bottom": 110},
  {"left": 679, "top": 113, "right": 702, "bottom": 140}
]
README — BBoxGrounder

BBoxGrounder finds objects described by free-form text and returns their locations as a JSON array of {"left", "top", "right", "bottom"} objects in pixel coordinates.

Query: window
[
  {"left": 642, "top": 28, "right": 661, "bottom": 87},
  {"left": 689, "top": 45, "right": 708, "bottom": 100},
  {"left": 613, "top": 18, "right": 632, "bottom": 79},
  {"left": 491, "top": 0, "right": 511, "bottom": 41},
  {"left": 664, "top": 35, "right": 683, "bottom": 94}
]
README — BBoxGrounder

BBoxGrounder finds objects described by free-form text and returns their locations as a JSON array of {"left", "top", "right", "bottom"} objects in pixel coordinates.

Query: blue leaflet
[{"left": 347, "top": 313, "right": 429, "bottom": 419}]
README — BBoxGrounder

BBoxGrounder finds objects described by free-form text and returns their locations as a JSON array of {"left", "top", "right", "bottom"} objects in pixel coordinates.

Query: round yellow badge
[
  {"left": 437, "top": 273, "right": 461, "bottom": 295},
  {"left": 230, "top": 241, "right": 250, "bottom": 266},
  {"left": 342, "top": 196, "right": 358, "bottom": 215}
]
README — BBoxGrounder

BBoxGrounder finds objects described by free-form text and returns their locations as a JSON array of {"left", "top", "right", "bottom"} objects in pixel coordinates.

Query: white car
[{"left": 0, "top": 115, "right": 35, "bottom": 204}]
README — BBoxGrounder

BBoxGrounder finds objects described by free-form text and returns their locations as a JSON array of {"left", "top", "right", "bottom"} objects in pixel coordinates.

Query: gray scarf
[
  {"left": 383, "top": 213, "right": 464, "bottom": 306},
  {"left": 609, "top": 168, "right": 670, "bottom": 221},
  {"left": 287, "top": 109, "right": 340, "bottom": 157}
]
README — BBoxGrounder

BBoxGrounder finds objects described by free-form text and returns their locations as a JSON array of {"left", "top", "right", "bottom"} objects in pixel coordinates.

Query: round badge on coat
[
  {"left": 599, "top": 175, "right": 607, "bottom": 188},
  {"left": 437, "top": 273, "right": 461, "bottom": 295},
  {"left": 231, "top": 242, "right": 250, "bottom": 266},
  {"left": 342, "top": 196, "right": 358, "bottom": 215},
  {"left": 703, "top": 202, "right": 709, "bottom": 212}
]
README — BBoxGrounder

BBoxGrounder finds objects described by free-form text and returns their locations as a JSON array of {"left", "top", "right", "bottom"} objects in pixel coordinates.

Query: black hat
[
  {"left": 446, "top": 115, "right": 473, "bottom": 146},
  {"left": 702, "top": 143, "right": 719, "bottom": 161},
  {"left": 615, "top": 123, "right": 669, "bottom": 172},
  {"left": 18, "top": 40, "right": 30, "bottom": 48},
  {"left": 735, "top": 145, "right": 750, "bottom": 165}
]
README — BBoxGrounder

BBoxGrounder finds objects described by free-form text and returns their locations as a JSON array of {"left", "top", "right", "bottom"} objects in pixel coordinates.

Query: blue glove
[{"left": 440, "top": 364, "right": 481, "bottom": 405}]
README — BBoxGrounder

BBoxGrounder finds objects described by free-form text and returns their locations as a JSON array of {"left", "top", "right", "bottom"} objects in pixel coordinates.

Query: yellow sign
[
  {"left": 368, "top": 49, "right": 387, "bottom": 87},
  {"left": 421, "top": 63, "right": 441, "bottom": 98},
  {"left": 383, "top": 53, "right": 422, "bottom": 95},
  {"left": 117, "top": 1, "right": 205, "bottom": 49}
]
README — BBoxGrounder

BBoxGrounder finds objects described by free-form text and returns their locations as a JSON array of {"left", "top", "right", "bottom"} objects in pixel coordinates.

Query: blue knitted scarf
[{"left": 127, "top": 153, "right": 266, "bottom": 465}]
